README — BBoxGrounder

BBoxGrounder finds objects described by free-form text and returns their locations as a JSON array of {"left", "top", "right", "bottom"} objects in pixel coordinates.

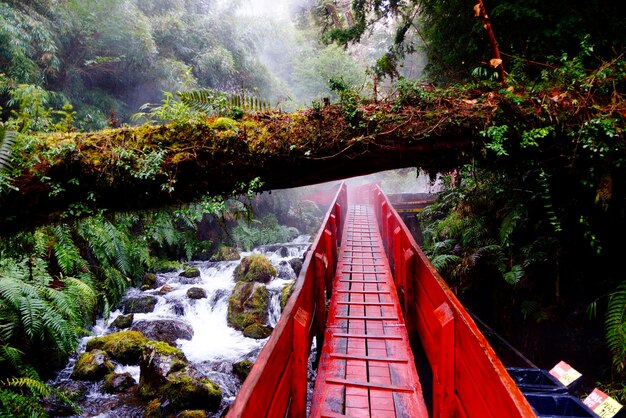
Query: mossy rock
[
  {"left": 243, "top": 323, "right": 273, "bottom": 339},
  {"left": 186, "top": 287, "right": 207, "bottom": 299},
  {"left": 210, "top": 245, "right": 240, "bottom": 262},
  {"left": 138, "top": 341, "right": 188, "bottom": 400},
  {"left": 142, "top": 273, "right": 158, "bottom": 289},
  {"left": 56, "top": 380, "right": 89, "bottom": 402},
  {"left": 179, "top": 266, "right": 201, "bottom": 279},
  {"left": 71, "top": 349, "right": 114, "bottom": 381},
  {"left": 287, "top": 226, "right": 300, "bottom": 240},
  {"left": 111, "top": 313, "right": 133, "bottom": 329},
  {"left": 233, "top": 254, "right": 277, "bottom": 283},
  {"left": 123, "top": 296, "right": 158, "bottom": 314},
  {"left": 103, "top": 372, "right": 136, "bottom": 393},
  {"left": 155, "top": 260, "right": 183, "bottom": 273},
  {"left": 227, "top": 282, "right": 268, "bottom": 330},
  {"left": 280, "top": 280, "right": 296, "bottom": 309},
  {"left": 288, "top": 257, "right": 303, "bottom": 276},
  {"left": 177, "top": 411, "right": 207, "bottom": 418},
  {"left": 233, "top": 359, "right": 253, "bottom": 381},
  {"left": 144, "top": 398, "right": 174, "bottom": 418},
  {"left": 160, "top": 371, "right": 222, "bottom": 411},
  {"left": 86, "top": 330, "right": 149, "bottom": 365}
]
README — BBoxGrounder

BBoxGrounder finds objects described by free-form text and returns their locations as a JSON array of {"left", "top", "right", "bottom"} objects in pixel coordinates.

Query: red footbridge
[{"left": 227, "top": 183, "right": 536, "bottom": 417}]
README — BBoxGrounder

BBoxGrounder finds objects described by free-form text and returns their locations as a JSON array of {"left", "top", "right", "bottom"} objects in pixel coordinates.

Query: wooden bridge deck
[{"left": 310, "top": 203, "right": 429, "bottom": 417}]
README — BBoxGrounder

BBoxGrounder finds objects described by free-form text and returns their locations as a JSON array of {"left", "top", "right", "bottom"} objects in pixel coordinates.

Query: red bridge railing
[
  {"left": 371, "top": 184, "right": 535, "bottom": 417},
  {"left": 226, "top": 183, "right": 347, "bottom": 418}
]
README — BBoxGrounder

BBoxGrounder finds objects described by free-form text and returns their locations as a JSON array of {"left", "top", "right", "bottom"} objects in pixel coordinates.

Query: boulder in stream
[
  {"left": 86, "top": 330, "right": 148, "bottom": 365},
  {"left": 55, "top": 380, "right": 89, "bottom": 402},
  {"left": 71, "top": 349, "right": 114, "bottom": 381},
  {"left": 122, "top": 295, "right": 158, "bottom": 314},
  {"left": 110, "top": 313, "right": 133, "bottom": 329},
  {"left": 288, "top": 257, "right": 303, "bottom": 276},
  {"left": 142, "top": 273, "right": 158, "bottom": 290},
  {"left": 227, "top": 282, "right": 268, "bottom": 330},
  {"left": 177, "top": 411, "right": 207, "bottom": 418},
  {"left": 139, "top": 342, "right": 222, "bottom": 412},
  {"left": 281, "top": 280, "right": 296, "bottom": 309},
  {"left": 243, "top": 323, "right": 273, "bottom": 339},
  {"left": 233, "top": 359, "right": 254, "bottom": 381},
  {"left": 233, "top": 254, "right": 277, "bottom": 283},
  {"left": 179, "top": 266, "right": 201, "bottom": 279},
  {"left": 103, "top": 372, "right": 136, "bottom": 393},
  {"left": 131, "top": 319, "right": 194, "bottom": 345},
  {"left": 186, "top": 287, "right": 207, "bottom": 299}
]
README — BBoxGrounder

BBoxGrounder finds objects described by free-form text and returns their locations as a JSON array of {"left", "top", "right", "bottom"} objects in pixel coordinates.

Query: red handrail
[
  {"left": 371, "top": 184, "right": 535, "bottom": 417},
  {"left": 226, "top": 183, "right": 347, "bottom": 418}
]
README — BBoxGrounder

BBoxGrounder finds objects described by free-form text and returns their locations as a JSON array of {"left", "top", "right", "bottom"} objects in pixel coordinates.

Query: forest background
[{"left": 0, "top": 0, "right": 625, "bottom": 415}]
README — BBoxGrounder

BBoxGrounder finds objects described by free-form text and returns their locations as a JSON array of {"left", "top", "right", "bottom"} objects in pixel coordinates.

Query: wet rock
[
  {"left": 56, "top": 380, "right": 89, "bottom": 402},
  {"left": 277, "top": 260, "right": 295, "bottom": 280},
  {"left": 179, "top": 266, "right": 200, "bottom": 279},
  {"left": 227, "top": 282, "right": 268, "bottom": 330},
  {"left": 110, "top": 313, "right": 133, "bottom": 329},
  {"left": 159, "top": 284, "right": 174, "bottom": 294},
  {"left": 233, "top": 254, "right": 277, "bottom": 283},
  {"left": 123, "top": 295, "right": 158, "bottom": 314},
  {"left": 144, "top": 399, "right": 174, "bottom": 418},
  {"left": 209, "top": 289, "right": 229, "bottom": 307},
  {"left": 86, "top": 330, "right": 148, "bottom": 365},
  {"left": 177, "top": 411, "right": 207, "bottom": 418},
  {"left": 170, "top": 301, "right": 185, "bottom": 316},
  {"left": 132, "top": 319, "right": 193, "bottom": 345},
  {"left": 210, "top": 245, "right": 240, "bottom": 262},
  {"left": 281, "top": 280, "right": 296, "bottom": 309},
  {"left": 233, "top": 359, "right": 253, "bottom": 381},
  {"left": 103, "top": 372, "right": 136, "bottom": 393},
  {"left": 71, "top": 349, "right": 114, "bottom": 381},
  {"left": 243, "top": 323, "right": 273, "bottom": 339},
  {"left": 138, "top": 341, "right": 189, "bottom": 400},
  {"left": 142, "top": 273, "right": 158, "bottom": 290},
  {"left": 288, "top": 257, "right": 303, "bottom": 276},
  {"left": 186, "top": 287, "right": 207, "bottom": 300},
  {"left": 159, "top": 368, "right": 222, "bottom": 411},
  {"left": 42, "top": 399, "right": 75, "bottom": 417}
]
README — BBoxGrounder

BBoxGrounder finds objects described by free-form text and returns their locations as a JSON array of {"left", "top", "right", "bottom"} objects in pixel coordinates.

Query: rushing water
[{"left": 51, "top": 235, "right": 311, "bottom": 417}]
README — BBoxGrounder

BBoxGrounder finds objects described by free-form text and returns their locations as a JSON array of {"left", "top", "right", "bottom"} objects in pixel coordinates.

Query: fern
[
  {"left": 0, "top": 130, "right": 17, "bottom": 172},
  {"left": 431, "top": 254, "right": 461, "bottom": 273},
  {"left": 606, "top": 281, "right": 626, "bottom": 372},
  {"left": 178, "top": 88, "right": 229, "bottom": 115}
]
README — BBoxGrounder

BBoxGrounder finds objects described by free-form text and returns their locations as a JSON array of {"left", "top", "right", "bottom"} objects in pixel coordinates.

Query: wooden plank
[
  {"left": 331, "top": 333, "right": 403, "bottom": 340},
  {"left": 330, "top": 353, "right": 409, "bottom": 363},
  {"left": 337, "top": 290, "right": 390, "bottom": 294},
  {"left": 335, "top": 315, "right": 399, "bottom": 320},
  {"left": 336, "top": 301, "right": 395, "bottom": 306},
  {"left": 325, "top": 378, "right": 414, "bottom": 392},
  {"left": 433, "top": 302, "right": 455, "bottom": 418}
]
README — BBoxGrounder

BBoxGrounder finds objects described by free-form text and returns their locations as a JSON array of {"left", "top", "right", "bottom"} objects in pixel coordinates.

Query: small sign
[
  {"left": 583, "top": 388, "right": 623, "bottom": 418},
  {"left": 549, "top": 361, "right": 582, "bottom": 386},
  {"left": 583, "top": 388, "right": 622, "bottom": 418},
  {"left": 294, "top": 307, "right": 309, "bottom": 327}
]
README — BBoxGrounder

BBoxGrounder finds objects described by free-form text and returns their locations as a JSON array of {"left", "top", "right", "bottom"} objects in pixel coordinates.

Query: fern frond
[
  {"left": 606, "top": 281, "right": 626, "bottom": 372},
  {"left": 431, "top": 254, "right": 461, "bottom": 272},
  {"left": 0, "top": 130, "right": 17, "bottom": 172},
  {"left": 178, "top": 88, "right": 229, "bottom": 114}
]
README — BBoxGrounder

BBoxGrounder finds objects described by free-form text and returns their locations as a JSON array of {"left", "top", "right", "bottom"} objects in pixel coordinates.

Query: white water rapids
[{"left": 51, "top": 235, "right": 312, "bottom": 417}]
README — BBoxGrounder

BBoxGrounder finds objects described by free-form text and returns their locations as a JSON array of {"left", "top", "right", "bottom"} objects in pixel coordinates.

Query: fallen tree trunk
[{"left": 0, "top": 86, "right": 617, "bottom": 235}]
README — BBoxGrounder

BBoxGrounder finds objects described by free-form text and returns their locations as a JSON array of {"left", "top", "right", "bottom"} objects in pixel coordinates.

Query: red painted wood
[
  {"left": 433, "top": 302, "right": 455, "bottom": 418},
  {"left": 311, "top": 203, "right": 429, "bottom": 418},
  {"left": 290, "top": 309, "right": 309, "bottom": 417},
  {"left": 226, "top": 183, "right": 347, "bottom": 418},
  {"left": 371, "top": 184, "right": 536, "bottom": 418}
]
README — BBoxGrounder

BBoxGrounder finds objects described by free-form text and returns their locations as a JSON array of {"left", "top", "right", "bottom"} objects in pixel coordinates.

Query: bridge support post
[
  {"left": 434, "top": 302, "right": 455, "bottom": 418},
  {"left": 403, "top": 248, "right": 416, "bottom": 335},
  {"left": 290, "top": 308, "right": 310, "bottom": 418},
  {"left": 314, "top": 252, "right": 328, "bottom": 366}
]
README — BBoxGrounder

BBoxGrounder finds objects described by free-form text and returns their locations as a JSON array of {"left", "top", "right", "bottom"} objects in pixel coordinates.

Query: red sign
[
  {"left": 549, "top": 361, "right": 582, "bottom": 386},
  {"left": 583, "top": 388, "right": 623, "bottom": 418}
]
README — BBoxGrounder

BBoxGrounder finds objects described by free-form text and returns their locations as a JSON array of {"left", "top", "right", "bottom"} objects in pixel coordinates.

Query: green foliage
[
  {"left": 606, "top": 281, "right": 626, "bottom": 373},
  {"left": 232, "top": 214, "right": 291, "bottom": 251},
  {"left": 0, "top": 129, "right": 16, "bottom": 172},
  {"left": 328, "top": 77, "right": 362, "bottom": 125}
]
